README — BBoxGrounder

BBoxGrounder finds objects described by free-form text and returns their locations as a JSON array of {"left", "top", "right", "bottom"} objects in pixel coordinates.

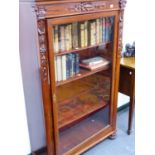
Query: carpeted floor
[{"left": 83, "top": 107, "right": 135, "bottom": 155}]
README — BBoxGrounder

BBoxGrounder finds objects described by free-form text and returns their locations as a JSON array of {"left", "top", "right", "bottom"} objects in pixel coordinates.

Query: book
[
  {"left": 80, "top": 57, "right": 110, "bottom": 70},
  {"left": 66, "top": 54, "right": 71, "bottom": 79},
  {"left": 59, "top": 25, "right": 65, "bottom": 51},
  {"left": 90, "top": 20, "right": 96, "bottom": 46},
  {"left": 54, "top": 57, "right": 58, "bottom": 81},
  {"left": 99, "top": 18, "right": 103, "bottom": 43},
  {"left": 56, "top": 56, "right": 62, "bottom": 81},
  {"left": 102, "top": 17, "right": 106, "bottom": 43},
  {"left": 53, "top": 25, "right": 59, "bottom": 53},
  {"left": 68, "top": 24, "right": 72, "bottom": 50},
  {"left": 65, "top": 25, "right": 70, "bottom": 51},
  {"left": 61, "top": 55, "right": 67, "bottom": 81},
  {"left": 75, "top": 53, "right": 80, "bottom": 74},
  {"left": 70, "top": 54, "right": 75, "bottom": 76},
  {"left": 79, "top": 61, "right": 109, "bottom": 70},
  {"left": 81, "top": 56, "right": 107, "bottom": 65},
  {"left": 80, "top": 22, "right": 85, "bottom": 48},
  {"left": 109, "top": 17, "right": 114, "bottom": 41},
  {"left": 105, "top": 17, "right": 113, "bottom": 42},
  {"left": 96, "top": 19, "right": 100, "bottom": 44},
  {"left": 72, "top": 22, "right": 79, "bottom": 49},
  {"left": 84, "top": 21, "right": 88, "bottom": 47}
]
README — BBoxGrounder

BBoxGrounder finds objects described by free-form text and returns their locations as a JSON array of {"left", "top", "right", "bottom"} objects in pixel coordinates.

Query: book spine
[
  {"left": 99, "top": 18, "right": 103, "bottom": 43},
  {"left": 102, "top": 17, "right": 106, "bottom": 43},
  {"left": 54, "top": 57, "right": 57, "bottom": 82},
  {"left": 68, "top": 24, "right": 72, "bottom": 50},
  {"left": 66, "top": 54, "right": 70, "bottom": 79},
  {"left": 53, "top": 25, "right": 59, "bottom": 53},
  {"left": 61, "top": 55, "right": 67, "bottom": 81},
  {"left": 96, "top": 19, "right": 100, "bottom": 44},
  {"left": 72, "top": 22, "right": 79, "bottom": 49},
  {"left": 59, "top": 25, "right": 65, "bottom": 51},
  {"left": 70, "top": 54, "right": 75, "bottom": 77},
  {"left": 80, "top": 22, "right": 85, "bottom": 48},
  {"left": 105, "top": 17, "right": 110, "bottom": 42},
  {"left": 90, "top": 21, "right": 94, "bottom": 45},
  {"left": 91, "top": 21, "right": 96, "bottom": 45},
  {"left": 56, "top": 56, "right": 62, "bottom": 81},
  {"left": 109, "top": 17, "right": 114, "bottom": 41},
  {"left": 65, "top": 25, "right": 70, "bottom": 51},
  {"left": 84, "top": 21, "right": 88, "bottom": 47},
  {"left": 75, "top": 53, "right": 80, "bottom": 74}
]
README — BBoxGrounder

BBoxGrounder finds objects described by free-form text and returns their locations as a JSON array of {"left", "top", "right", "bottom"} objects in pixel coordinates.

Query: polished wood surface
[
  {"left": 33, "top": 0, "right": 127, "bottom": 154},
  {"left": 119, "top": 57, "right": 135, "bottom": 135},
  {"left": 120, "top": 57, "right": 135, "bottom": 69}
]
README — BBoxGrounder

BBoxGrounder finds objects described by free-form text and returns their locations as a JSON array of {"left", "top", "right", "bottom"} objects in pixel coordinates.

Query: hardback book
[
  {"left": 84, "top": 21, "right": 88, "bottom": 47},
  {"left": 105, "top": 17, "right": 112, "bottom": 42},
  {"left": 75, "top": 53, "right": 80, "bottom": 74},
  {"left": 80, "top": 22, "right": 85, "bottom": 48},
  {"left": 102, "top": 17, "right": 106, "bottom": 43},
  {"left": 81, "top": 56, "right": 107, "bottom": 65},
  {"left": 99, "top": 18, "right": 103, "bottom": 43},
  {"left": 53, "top": 25, "right": 59, "bottom": 53},
  {"left": 54, "top": 57, "right": 58, "bottom": 82},
  {"left": 72, "top": 54, "right": 76, "bottom": 76},
  {"left": 61, "top": 55, "right": 67, "bottom": 81},
  {"left": 59, "top": 25, "right": 65, "bottom": 51},
  {"left": 96, "top": 19, "right": 100, "bottom": 44},
  {"left": 90, "top": 20, "right": 96, "bottom": 46},
  {"left": 65, "top": 25, "right": 70, "bottom": 51},
  {"left": 80, "top": 56, "right": 110, "bottom": 70},
  {"left": 72, "top": 22, "right": 79, "bottom": 49},
  {"left": 68, "top": 24, "right": 72, "bottom": 50},
  {"left": 109, "top": 17, "right": 114, "bottom": 41},
  {"left": 66, "top": 54, "right": 72, "bottom": 79},
  {"left": 79, "top": 61, "right": 109, "bottom": 70},
  {"left": 56, "top": 56, "right": 62, "bottom": 81}
]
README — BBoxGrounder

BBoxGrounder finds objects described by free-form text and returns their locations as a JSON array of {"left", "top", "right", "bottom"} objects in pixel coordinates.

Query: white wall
[{"left": 0, "top": 1, "right": 31, "bottom": 155}]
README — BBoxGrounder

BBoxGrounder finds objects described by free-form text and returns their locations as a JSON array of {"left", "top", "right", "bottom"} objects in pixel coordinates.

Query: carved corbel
[{"left": 118, "top": 0, "right": 127, "bottom": 57}]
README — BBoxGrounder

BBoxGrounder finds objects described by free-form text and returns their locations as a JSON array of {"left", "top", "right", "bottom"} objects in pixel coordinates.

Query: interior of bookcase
[{"left": 52, "top": 15, "right": 115, "bottom": 154}]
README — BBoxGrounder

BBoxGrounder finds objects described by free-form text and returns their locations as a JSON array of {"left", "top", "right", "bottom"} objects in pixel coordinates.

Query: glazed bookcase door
[{"left": 47, "top": 12, "right": 118, "bottom": 155}]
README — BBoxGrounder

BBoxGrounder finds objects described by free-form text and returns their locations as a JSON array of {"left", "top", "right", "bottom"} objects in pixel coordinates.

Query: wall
[
  {"left": 0, "top": 1, "right": 31, "bottom": 155},
  {"left": 19, "top": 1, "right": 46, "bottom": 152}
]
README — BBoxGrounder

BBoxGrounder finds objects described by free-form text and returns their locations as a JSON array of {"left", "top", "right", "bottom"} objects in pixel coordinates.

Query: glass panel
[{"left": 52, "top": 15, "right": 115, "bottom": 154}]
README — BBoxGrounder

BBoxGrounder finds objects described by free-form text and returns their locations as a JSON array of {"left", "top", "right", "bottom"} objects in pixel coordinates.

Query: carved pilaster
[
  {"left": 118, "top": 0, "right": 127, "bottom": 57},
  {"left": 36, "top": 15, "right": 49, "bottom": 82}
]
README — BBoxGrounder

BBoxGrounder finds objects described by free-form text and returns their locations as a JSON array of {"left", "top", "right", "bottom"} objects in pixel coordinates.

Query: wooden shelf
[
  {"left": 57, "top": 75, "right": 111, "bottom": 131},
  {"left": 59, "top": 106, "right": 109, "bottom": 154},
  {"left": 56, "top": 65, "right": 110, "bottom": 86},
  {"left": 54, "top": 42, "right": 110, "bottom": 56}
]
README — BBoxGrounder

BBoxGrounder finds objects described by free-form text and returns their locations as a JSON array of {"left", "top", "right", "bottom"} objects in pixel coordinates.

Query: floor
[{"left": 82, "top": 107, "right": 135, "bottom": 155}]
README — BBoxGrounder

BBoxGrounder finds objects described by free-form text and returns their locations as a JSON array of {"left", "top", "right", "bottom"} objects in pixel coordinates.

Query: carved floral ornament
[
  {"left": 35, "top": 7, "right": 46, "bottom": 20},
  {"left": 119, "top": 0, "right": 127, "bottom": 10}
]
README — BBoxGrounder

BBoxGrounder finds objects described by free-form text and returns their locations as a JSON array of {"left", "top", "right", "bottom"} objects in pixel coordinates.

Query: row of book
[
  {"left": 53, "top": 17, "right": 114, "bottom": 53},
  {"left": 54, "top": 53, "right": 80, "bottom": 82}
]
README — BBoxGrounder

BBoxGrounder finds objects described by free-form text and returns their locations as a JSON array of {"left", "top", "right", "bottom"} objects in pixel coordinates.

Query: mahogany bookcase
[{"left": 22, "top": 0, "right": 126, "bottom": 154}]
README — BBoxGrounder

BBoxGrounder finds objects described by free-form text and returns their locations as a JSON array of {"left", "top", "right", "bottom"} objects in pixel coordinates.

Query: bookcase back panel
[{"left": 57, "top": 73, "right": 111, "bottom": 154}]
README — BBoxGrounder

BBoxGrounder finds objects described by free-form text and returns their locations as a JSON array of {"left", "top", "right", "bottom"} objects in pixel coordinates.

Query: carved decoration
[
  {"left": 35, "top": 7, "right": 46, "bottom": 20},
  {"left": 119, "top": 0, "right": 127, "bottom": 10},
  {"left": 118, "top": 0, "right": 127, "bottom": 57},
  {"left": 70, "top": 2, "right": 105, "bottom": 12},
  {"left": 37, "top": 18, "right": 49, "bottom": 82}
]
